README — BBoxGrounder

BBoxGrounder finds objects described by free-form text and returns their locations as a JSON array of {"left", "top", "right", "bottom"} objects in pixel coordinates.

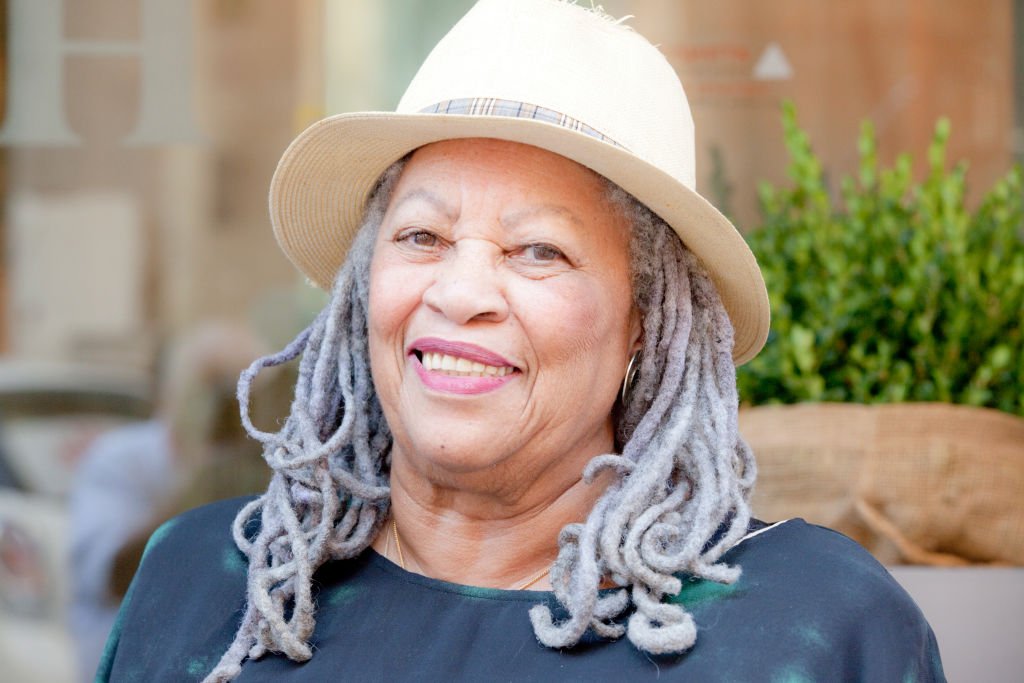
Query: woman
[{"left": 100, "top": 1, "right": 945, "bottom": 681}]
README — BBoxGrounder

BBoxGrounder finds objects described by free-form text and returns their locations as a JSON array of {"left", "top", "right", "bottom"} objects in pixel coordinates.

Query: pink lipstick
[{"left": 408, "top": 337, "right": 519, "bottom": 395}]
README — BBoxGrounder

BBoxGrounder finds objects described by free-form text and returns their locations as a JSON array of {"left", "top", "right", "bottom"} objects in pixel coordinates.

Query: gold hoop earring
[{"left": 621, "top": 351, "right": 641, "bottom": 405}]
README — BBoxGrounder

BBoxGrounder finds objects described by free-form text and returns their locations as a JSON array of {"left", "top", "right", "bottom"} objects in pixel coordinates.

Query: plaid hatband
[{"left": 419, "top": 98, "right": 627, "bottom": 150}]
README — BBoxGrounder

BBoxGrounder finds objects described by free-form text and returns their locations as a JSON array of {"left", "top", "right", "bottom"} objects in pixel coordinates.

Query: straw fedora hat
[{"left": 269, "top": 0, "right": 769, "bottom": 364}]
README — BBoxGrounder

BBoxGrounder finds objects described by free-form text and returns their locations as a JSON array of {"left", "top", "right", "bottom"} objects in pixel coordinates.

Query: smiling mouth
[{"left": 413, "top": 350, "right": 517, "bottom": 378}]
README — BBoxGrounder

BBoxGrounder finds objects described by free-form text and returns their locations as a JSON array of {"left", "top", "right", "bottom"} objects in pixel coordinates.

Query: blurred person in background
[{"left": 67, "top": 322, "right": 281, "bottom": 681}]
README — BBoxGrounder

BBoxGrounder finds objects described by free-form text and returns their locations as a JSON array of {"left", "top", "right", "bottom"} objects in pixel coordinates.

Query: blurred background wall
[
  {"left": 0, "top": 0, "right": 1015, "bottom": 372},
  {"left": 2, "top": 0, "right": 325, "bottom": 368}
]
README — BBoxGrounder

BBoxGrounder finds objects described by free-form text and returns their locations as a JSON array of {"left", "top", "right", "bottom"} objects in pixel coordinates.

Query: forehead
[{"left": 393, "top": 138, "right": 612, "bottom": 207}]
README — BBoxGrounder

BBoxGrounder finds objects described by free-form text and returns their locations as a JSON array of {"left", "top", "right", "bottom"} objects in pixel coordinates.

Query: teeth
[{"left": 420, "top": 352, "right": 513, "bottom": 378}]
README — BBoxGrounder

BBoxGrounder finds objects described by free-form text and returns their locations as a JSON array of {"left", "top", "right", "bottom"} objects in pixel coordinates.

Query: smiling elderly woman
[{"left": 99, "top": 1, "right": 945, "bottom": 682}]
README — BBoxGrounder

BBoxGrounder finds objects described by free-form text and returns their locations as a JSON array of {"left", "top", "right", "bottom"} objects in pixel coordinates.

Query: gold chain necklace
[{"left": 390, "top": 518, "right": 551, "bottom": 590}]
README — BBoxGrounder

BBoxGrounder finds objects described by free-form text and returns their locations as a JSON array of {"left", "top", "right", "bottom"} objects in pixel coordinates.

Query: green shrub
[{"left": 737, "top": 102, "right": 1024, "bottom": 416}]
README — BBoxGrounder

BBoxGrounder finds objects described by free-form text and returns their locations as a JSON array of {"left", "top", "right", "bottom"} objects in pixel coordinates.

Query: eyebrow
[
  {"left": 502, "top": 204, "right": 584, "bottom": 229},
  {"left": 389, "top": 190, "right": 584, "bottom": 230},
  {"left": 389, "top": 188, "right": 457, "bottom": 221}
]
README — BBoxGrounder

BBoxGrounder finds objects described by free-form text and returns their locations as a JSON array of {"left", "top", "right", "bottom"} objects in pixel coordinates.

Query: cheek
[
  {"left": 367, "top": 255, "right": 419, "bottom": 384},
  {"left": 367, "top": 264, "right": 390, "bottom": 350},
  {"left": 524, "top": 277, "right": 633, "bottom": 366},
  {"left": 368, "top": 252, "right": 421, "bottom": 334}
]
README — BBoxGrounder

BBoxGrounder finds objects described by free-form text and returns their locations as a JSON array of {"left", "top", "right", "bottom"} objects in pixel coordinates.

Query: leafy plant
[{"left": 737, "top": 102, "right": 1024, "bottom": 416}]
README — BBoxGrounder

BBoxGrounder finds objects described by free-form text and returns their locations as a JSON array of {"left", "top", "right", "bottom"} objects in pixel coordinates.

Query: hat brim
[{"left": 269, "top": 112, "right": 769, "bottom": 364}]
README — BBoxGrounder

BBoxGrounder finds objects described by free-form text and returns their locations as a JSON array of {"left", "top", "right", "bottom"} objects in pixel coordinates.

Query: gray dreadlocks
[{"left": 203, "top": 158, "right": 756, "bottom": 682}]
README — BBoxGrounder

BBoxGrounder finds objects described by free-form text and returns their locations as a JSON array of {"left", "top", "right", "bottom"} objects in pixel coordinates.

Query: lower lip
[{"left": 411, "top": 354, "right": 517, "bottom": 395}]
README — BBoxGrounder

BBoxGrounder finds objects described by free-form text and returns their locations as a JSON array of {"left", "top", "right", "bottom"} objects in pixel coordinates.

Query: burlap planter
[{"left": 739, "top": 403, "right": 1024, "bottom": 566}]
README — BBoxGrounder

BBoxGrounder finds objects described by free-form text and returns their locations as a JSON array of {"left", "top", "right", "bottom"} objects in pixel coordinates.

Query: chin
[{"left": 398, "top": 436, "right": 512, "bottom": 476}]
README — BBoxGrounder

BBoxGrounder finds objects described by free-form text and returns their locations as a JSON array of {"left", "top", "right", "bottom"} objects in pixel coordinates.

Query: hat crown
[{"left": 397, "top": 0, "right": 696, "bottom": 189}]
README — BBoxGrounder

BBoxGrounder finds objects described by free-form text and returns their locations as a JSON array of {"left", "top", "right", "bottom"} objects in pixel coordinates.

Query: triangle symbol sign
[{"left": 753, "top": 42, "right": 793, "bottom": 81}]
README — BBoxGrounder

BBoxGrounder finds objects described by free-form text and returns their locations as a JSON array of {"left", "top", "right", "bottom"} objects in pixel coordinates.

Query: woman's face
[{"left": 368, "top": 138, "right": 640, "bottom": 496}]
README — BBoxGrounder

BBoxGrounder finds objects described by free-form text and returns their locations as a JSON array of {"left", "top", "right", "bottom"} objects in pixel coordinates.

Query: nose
[{"left": 422, "top": 240, "right": 510, "bottom": 325}]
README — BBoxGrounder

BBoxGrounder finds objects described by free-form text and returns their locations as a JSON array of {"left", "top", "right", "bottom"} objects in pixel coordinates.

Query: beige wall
[
  {"left": 3, "top": 0, "right": 324, "bottom": 368},
  {"left": 0, "top": 0, "right": 1014, "bottom": 367},
  {"left": 605, "top": 0, "right": 1014, "bottom": 228}
]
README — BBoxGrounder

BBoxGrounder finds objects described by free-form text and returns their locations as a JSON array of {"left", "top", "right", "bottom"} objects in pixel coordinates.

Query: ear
[{"left": 628, "top": 306, "right": 643, "bottom": 355}]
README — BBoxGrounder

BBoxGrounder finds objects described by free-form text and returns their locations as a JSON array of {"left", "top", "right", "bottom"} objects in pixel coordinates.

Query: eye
[
  {"left": 396, "top": 229, "right": 441, "bottom": 248},
  {"left": 517, "top": 243, "right": 566, "bottom": 263}
]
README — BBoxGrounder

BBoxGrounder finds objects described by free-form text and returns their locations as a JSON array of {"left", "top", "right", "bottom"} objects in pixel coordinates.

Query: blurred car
[{"left": 0, "top": 361, "right": 151, "bottom": 683}]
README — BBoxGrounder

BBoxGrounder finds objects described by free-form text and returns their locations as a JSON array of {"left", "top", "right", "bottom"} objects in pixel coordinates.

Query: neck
[{"left": 372, "top": 460, "right": 613, "bottom": 590}]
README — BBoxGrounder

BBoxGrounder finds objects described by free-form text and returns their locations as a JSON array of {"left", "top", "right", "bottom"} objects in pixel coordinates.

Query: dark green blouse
[{"left": 98, "top": 497, "right": 945, "bottom": 682}]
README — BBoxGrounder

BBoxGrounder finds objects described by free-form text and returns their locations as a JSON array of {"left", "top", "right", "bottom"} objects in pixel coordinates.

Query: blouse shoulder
[
  {"left": 125, "top": 496, "right": 254, "bottom": 571},
  {"left": 732, "top": 518, "right": 923, "bottom": 615},
  {"left": 713, "top": 518, "right": 946, "bottom": 681},
  {"left": 96, "top": 497, "right": 258, "bottom": 682},
  {"left": 739, "top": 518, "right": 909, "bottom": 596},
  {"left": 156, "top": 494, "right": 254, "bottom": 539}
]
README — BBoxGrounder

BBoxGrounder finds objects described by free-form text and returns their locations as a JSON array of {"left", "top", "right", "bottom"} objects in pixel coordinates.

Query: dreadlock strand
[
  {"left": 203, "top": 160, "right": 407, "bottom": 683},
  {"left": 236, "top": 323, "right": 315, "bottom": 446},
  {"left": 596, "top": 227, "right": 695, "bottom": 582},
  {"left": 534, "top": 186, "right": 753, "bottom": 655}
]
